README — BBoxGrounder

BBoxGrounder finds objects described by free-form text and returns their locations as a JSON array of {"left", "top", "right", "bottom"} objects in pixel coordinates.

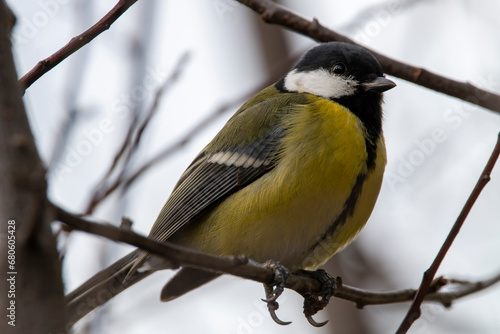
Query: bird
[{"left": 66, "top": 41, "right": 395, "bottom": 327}]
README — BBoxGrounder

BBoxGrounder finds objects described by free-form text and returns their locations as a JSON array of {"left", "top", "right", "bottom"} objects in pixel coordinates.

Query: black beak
[{"left": 362, "top": 76, "right": 396, "bottom": 93}]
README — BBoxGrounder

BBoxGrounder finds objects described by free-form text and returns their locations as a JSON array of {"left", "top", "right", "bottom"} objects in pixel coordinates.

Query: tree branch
[
  {"left": 0, "top": 2, "right": 66, "bottom": 333},
  {"left": 236, "top": 0, "right": 500, "bottom": 114},
  {"left": 54, "top": 203, "right": 500, "bottom": 316},
  {"left": 18, "top": 0, "right": 139, "bottom": 93},
  {"left": 397, "top": 132, "right": 500, "bottom": 333}
]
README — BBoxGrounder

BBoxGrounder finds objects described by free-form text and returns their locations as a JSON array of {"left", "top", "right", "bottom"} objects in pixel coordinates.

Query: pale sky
[{"left": 9, "top": 0, "right": 500, "bottom": 333}]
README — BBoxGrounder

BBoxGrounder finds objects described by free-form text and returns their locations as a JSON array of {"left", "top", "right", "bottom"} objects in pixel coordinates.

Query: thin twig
[
  {"left": 53, "top": 203, "right": 500, "bottom": 311},
  {"left": 19, "top": 0, "right": 139, "bottom": 93},
  {"left": 85, "top": 52, "right": 191, "bottom": 214},
  {"left": 396, "top": 132, "right": 500, "bottom": 333},
  {"left": 236, "top": 0, "right": 500, "bottom": 113}
]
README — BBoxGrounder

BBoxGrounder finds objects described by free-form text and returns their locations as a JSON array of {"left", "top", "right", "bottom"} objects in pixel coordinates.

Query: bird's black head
[{"left": 277, "top": 42, "right": 395, "bottom": 99}]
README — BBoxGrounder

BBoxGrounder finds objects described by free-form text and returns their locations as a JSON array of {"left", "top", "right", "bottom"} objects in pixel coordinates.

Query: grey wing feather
[{"left": 149, "top": 125, "right": 285, "bottom": 243}]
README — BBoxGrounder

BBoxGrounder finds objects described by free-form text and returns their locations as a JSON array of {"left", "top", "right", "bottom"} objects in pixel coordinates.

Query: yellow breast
[{"left": 174, "top": 97, "right": 386, "bottom": 270}]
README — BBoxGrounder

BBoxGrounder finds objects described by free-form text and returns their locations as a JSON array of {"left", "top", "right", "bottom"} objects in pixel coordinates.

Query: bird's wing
[
  {"left": 149, "top": 124, "right": 285, "bottom": 242},
  {"left": 146, "top": 88, "right": 309, "bottom": 243}
]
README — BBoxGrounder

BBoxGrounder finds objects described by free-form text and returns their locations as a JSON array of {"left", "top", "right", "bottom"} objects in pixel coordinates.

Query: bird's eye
[{"left": 331, "top": 63, "right": 346, "bottom": 75}]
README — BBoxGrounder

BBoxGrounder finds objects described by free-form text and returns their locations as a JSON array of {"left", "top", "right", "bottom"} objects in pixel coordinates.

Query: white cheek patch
[{"left": 284, "top": 68, "right": 357, "bottom": 99}]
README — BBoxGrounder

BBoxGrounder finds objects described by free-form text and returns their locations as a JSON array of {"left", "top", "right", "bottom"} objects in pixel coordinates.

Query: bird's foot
[
  {"left": 261, "top": 260, "right": 291, "bottom": 326},
  {"left": 294, "top": 269, "right": 336, "bottom": 327}
]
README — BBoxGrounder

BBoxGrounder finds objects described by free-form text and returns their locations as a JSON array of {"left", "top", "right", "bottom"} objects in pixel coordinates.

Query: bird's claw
[
  {"left": 267, "top": 300, "right": 292, "bottom": 326},
  {"left": 306, "top": 314, "right": 329, "bottom": 327},
  {"left": 294, "top": 269, "right": 336, "bottom": 327},
  {"left": 261, "top": 264, "right": 335, "bottom": 327},
  {"left": 262, "top": 261, "right": 291, "bottom": 325}
]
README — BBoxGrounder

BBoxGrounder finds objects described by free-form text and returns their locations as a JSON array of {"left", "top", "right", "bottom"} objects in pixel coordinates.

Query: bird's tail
[
  {"left": 160, "top": 267, "right": 221, "bottom": 302},
  {"left": 66, "top": 249, "right": 152, "bottom": 326},
  {"left": 66, "top": 250, "right": 223, "bottom": 327}
]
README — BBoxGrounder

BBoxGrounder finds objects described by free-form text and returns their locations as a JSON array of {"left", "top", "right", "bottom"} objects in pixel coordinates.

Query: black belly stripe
[
  {"left": 308, "top": 172, "right": 366, "bottom": 253},
  {"left": 307, "top": 131, "right": 381, "bottom": 253}
]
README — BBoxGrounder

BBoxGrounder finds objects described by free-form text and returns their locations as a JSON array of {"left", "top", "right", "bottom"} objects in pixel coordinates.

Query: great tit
[{"left": 67, "top": 42, "right": 395, "bottom": 325}]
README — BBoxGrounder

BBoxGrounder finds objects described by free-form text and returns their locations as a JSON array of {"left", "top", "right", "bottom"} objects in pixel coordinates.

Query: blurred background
[{"left": 8, "top": 0, "right": 500, "bottom": 333}]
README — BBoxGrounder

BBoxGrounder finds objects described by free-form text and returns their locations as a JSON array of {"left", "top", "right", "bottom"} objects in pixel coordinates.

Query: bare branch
[
  {"left": 397, "top": 133, "right": 500, "bottom": 333},
  {"left": 19, "top": 0, "right": 139, "bottom": 93},
  {"left": 236, "top": 0, "right": 500, "bottom": 114},
  {"left": 54, "top": 204, "right": 500, "bottom": 317},
  {"left": 84, "top": 52, "right": 191, "bottom": 214}
]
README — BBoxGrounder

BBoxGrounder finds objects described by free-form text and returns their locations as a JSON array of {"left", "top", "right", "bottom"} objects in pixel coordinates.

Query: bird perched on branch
[{"left": 66, "top": 42, "right": 395, "bottom": 327}]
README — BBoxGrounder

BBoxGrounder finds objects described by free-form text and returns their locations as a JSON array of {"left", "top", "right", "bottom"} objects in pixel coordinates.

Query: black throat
[{"left": 333, "top": 93, "right": 383, "bottom": 170}]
